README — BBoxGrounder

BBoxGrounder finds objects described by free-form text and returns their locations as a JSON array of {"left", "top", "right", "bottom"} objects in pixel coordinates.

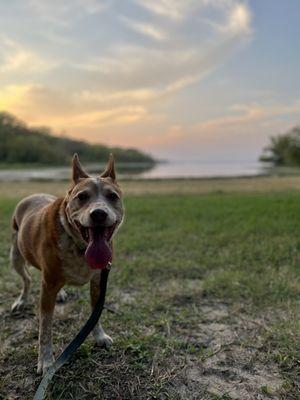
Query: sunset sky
[{"left": 0, "top": 0, "right": 299, "bottom": 161}]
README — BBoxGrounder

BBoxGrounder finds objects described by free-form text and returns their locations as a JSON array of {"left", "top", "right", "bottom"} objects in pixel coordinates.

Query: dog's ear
[
  {"left": 72, "top": 153, "right": 89, "bottom": 183},
  {"left": 101, "top": 153, "right": 116, "bottom": 181}
]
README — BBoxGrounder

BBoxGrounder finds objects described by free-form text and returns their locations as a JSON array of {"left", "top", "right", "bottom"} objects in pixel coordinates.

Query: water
[
  {"left": 0, "top": 160, "right": 269, "bottom": 181},
  {"left": 138, "top": 160, "right": 267, "bottom": 179}
]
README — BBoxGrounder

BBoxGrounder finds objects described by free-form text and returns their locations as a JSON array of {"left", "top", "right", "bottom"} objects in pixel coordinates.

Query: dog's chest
[{"left": 59, "top": 234, "right": 93, "bottom": 286}]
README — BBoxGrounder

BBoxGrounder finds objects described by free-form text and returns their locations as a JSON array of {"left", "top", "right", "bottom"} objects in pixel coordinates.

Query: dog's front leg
[
  {"left": 37, "top": 280, "right": 62, "bottom": 375},
  {"left": 90, "top": 272, "right": 113, "bottom": 347}
]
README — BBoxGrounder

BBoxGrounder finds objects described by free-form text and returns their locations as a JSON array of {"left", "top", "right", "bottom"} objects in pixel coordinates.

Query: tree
[{"left": 260, "top": 127, "right": 300, "bottom": 166}]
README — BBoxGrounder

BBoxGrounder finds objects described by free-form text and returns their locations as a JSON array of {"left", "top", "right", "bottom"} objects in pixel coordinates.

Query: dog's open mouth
[{"left": 75, "top": 222, "right": 116, "bottom": 270}]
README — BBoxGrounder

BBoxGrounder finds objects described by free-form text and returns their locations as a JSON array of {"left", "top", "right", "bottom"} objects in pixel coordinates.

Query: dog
[{"left": 10, "top": 154, "right": 124, "bottom": 374}]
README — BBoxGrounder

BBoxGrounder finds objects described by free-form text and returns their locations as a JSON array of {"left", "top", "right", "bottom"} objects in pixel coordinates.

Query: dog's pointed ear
[
  {"left": 72, "top": 153, "right": 89, "bottom": 183},
  {"left": 101, "top": 153, "right": 116, "bottom": 181}
]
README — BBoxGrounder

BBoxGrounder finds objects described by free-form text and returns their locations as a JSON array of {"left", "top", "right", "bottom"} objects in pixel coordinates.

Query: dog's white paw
[
  {"left": 37, "top": 355, "right": 54, "bottom": 375},
  {"left": 56, "top": 288, "right": 67, "bottom": 303},
  {"left": 95, "top": 333, "right": 113, "bottom": 348},
  {"left": 11, "top": 296, "right": 27, "bottom": 312}
]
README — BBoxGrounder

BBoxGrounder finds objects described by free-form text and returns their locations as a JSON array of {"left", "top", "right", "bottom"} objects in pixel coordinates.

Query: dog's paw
[
  {"left": 56, "top": 288, "right": 67, "bottom": 303},
  {"left": 37, "top": 356, "right": 54, "bottom": 375},
  {"left": 11, "top": 296, "right": 27, "bottom": 312},
  {"left": 95, "top": 333, "right": 113, "bottom": 348}
]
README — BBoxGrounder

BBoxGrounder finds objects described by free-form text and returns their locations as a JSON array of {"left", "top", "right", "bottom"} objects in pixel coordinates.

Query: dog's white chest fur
[{"left": 59, "top": 233, "right": 94, "bottom": 285}]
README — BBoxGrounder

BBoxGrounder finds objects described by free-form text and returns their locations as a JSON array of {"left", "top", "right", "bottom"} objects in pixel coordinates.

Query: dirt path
[
  {"left": 0, "top": 285, "right": 286, "bottom": 399},
  {"left": 170, "top": 301, "right": 283, "bottom": 399}
]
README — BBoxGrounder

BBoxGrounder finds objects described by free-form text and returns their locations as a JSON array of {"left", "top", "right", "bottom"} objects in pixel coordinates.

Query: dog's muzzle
[{"left": 74, "top": 221, "right": 117, "bottom": 269}]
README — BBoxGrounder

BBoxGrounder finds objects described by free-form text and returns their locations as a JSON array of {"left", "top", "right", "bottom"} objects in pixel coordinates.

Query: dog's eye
[
  {"left": 106, "top": 191, "right": 119, "bottom": 201},
  {"left": 77, "top": 191, "right": 90, "bottom": 202}
]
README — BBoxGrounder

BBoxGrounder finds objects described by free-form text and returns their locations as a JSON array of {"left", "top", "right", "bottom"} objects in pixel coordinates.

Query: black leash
[{"left": 33, "top": 267, "right": 110, "bottom": 400}]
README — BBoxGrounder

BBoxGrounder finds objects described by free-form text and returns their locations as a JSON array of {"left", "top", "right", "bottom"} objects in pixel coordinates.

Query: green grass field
[{"left": 0, "top": 179, "right": 299, "bottom": 399}]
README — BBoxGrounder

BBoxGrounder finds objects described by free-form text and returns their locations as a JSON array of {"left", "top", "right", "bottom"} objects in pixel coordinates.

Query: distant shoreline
[{"left": 0, "top": 161, "right": 157, "bottom": 170}]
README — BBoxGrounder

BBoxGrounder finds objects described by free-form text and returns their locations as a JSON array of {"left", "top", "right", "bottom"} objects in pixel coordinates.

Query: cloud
[
  {"left": 0, "top": 84, "right": 33, "bottom": 110},
  {"left": 132, "top": 0, "right": 252, "bottom": 36},
  {"left": 77, "top": 88, "right": 158, "bottom": 104},
  {"left": 0, "top": 84, "right": 148, "bottom": 132},
  {"left": 220, "top": 3, "right": 252, "bottom": 35},
  {"left": 198, "top": 106, "right": 265, "bottom": 130},
  {"left": 77, "top": 46, "right": 211, "bottom": 92},
  {"left": 229, "top": 3, "right": 252, "bottom": 34},
  {"left": 197, "top": 101, "right": 300, "bottom": 132},
  {"left": 43, "top": 107, "right": 148, "bottom": 129},
  {"left": 0, "top": 35, "right": 57, "bottom": 74},
  {"left": 28, "top": 0, "right": 111, "bottom": 25},
  {"left": 132, "top": 0, "right": 199, "bottom": 21},
  {"left": 121, "top": 17, "right": 168, "bottom": 41}
]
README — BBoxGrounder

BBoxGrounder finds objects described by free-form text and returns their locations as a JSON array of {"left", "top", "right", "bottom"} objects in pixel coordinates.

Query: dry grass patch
[{"left": 1, "top": 175, "right": 300, "bottom": 199}]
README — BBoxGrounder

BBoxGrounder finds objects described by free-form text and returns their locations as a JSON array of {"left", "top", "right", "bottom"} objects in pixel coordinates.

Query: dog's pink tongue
[{"left": 85, "top": 228, "right": 112, "bottom": 269}]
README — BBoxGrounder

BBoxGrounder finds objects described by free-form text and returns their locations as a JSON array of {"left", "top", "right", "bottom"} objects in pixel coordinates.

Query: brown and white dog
[{"left": 10, "top": 154, "right": 124, "bottom": 374}]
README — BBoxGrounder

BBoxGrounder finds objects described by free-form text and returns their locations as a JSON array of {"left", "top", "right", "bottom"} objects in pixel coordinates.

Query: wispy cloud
[
  {"left": 132, "top": 0, "right": 252, "bottom": 35},
  {"left": 28, "top": 0, "right": 111, "bottom": 23},
  {"left": 121, "top": 17, "right": 168, "bottom": 41},
  {"left": 230, "top": 3, "right": 251, "bottom": 33},
  {"left": 0, "top": 35, "right": 57, "bottom": 74},
  {"left": 132, "top": 0, "right": 199, "bottom": 21},
  {"left": 219, "top": 3, "right": 252, "bottom": 35},
  {"left": 197, "top": 101, "right": 300, "bottom": 131},
  {"left": 0, "top": 84, "right": 148, "bottom": 130}
]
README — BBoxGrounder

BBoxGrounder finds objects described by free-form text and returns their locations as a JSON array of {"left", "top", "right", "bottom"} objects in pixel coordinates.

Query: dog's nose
[{"left": 90, "top": 209, "right": 108, "bottom": 223}]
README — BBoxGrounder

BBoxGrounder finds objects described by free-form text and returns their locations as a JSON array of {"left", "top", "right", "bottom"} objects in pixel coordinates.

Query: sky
[{"left": 0, "top": 0, "right": 299, "bottom": 161}]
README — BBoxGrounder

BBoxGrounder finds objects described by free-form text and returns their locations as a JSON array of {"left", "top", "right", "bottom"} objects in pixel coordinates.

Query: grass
[{"left": 0, "top": 178, "right": 300, "bottom": 399}]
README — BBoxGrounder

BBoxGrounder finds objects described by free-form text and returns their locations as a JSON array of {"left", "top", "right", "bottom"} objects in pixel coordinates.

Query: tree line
[{"left": 0, "top": 112, "right": 155, "bottom": 165}]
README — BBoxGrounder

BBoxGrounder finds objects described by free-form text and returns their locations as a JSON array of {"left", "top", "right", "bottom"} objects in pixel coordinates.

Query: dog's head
[{"left": 64, "top": 153, "right": 124, "bottom": 269}]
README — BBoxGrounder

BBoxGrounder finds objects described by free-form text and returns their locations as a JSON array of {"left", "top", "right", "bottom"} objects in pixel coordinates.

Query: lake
[{"left": 0, "top": 160, "right": 271, "bottom": 181}]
